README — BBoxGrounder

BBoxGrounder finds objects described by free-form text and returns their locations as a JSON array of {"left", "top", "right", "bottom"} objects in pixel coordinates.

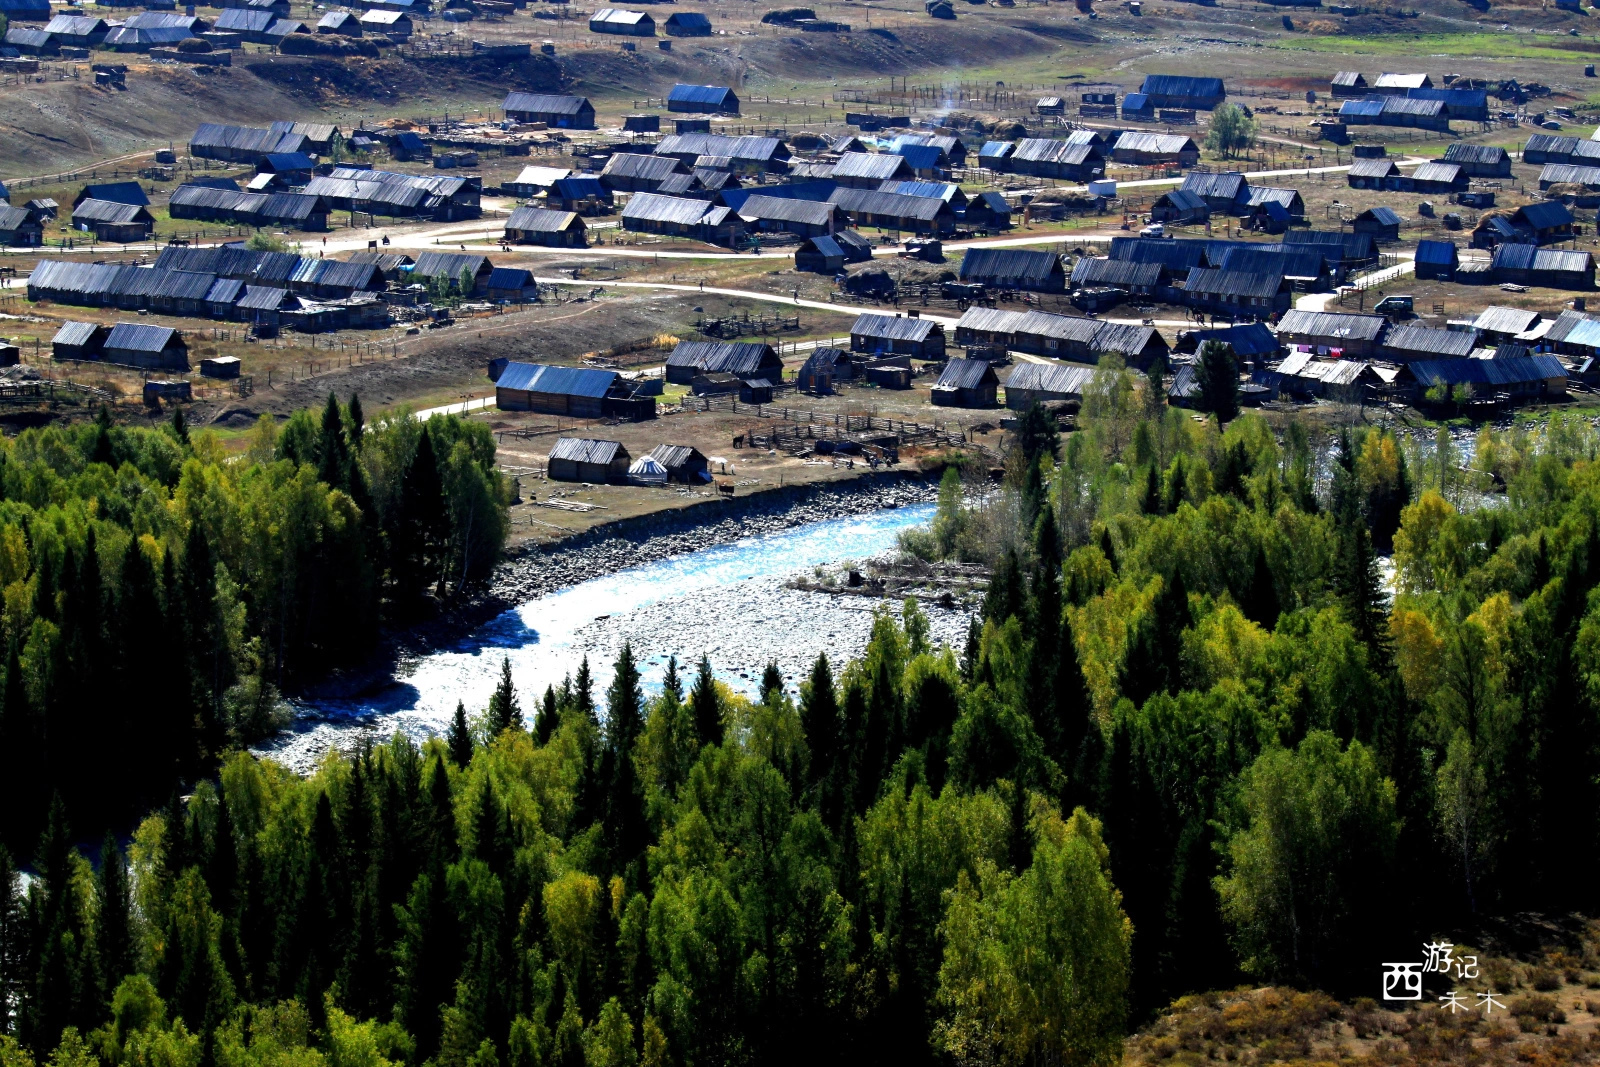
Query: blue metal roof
[
  {"left": 894, "top": 144, "right": 944, "bottom": 170},
  {"left": 1408, "top": 355, "right": 1565, "bottom": 387},
  {"left": 1339, "top": 98, "right": 1385, "bottom": 117},
  {"left": 1139, "top": 75, "right": 1223, "bottom": 98},
  {"left": 1414, "top": 239, "right": 1458, "bottom": 265},
  {"left": 668, "top": 83, "right": 736, "bottom": 106},
  {"left": 496, "top": 361, "right": 616, "bottom": 397},
  {"left": 1121, "top": 93, "right": 1150, "bottom": 110},
  {"left": 105, "top": 323, "right": 179, "bottom": 353}
]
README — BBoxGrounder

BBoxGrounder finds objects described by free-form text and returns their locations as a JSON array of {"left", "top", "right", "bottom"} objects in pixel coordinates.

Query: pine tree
[
  {"left": 90, "top": 404, "right": 114, "bottom": 467},
  {"left": 535, "top": 686, "right": 559, "bottom": 746},
  {"left": 449, "top": 701, "right": 475, "bottom": 767},
  {"left": 574, "top": 656, "right": 596, "bottom": 722},
  {"left": 1140, "top": 464, "right": 1163, "bottom": 516},
  {"left": 318, "top": 392, "right": 350, "bottom": 490},
  {"left": 799, "top": 654, "right": 839, "bottom": 797},
  {"left": 0, "top": 844, "right": 20, "bottom": 1036},
  {"left": 603, "top": 643, "right": 649, "bottom": 875},
  {"left": 661, "top": 655, "right": 683, "bottom": 703},
  {"left": 1244, "top": 543, "right": 1281, "bottom": 631},
  {"left": 347, "top": 393, "right": 365, "bottom": 448},
  {"left": 760, "top": 661, "right": 784, "bottom": 703},
  {"left": 171, "top": 406, "right": 189, "bottom": 447},
  {"left": 689, "top": 655, "right": 721, "bottom": 747},
  {"left": 396, "top": 429, "right": 449, "bottom": 602},
  {"left": 95, "top": 832, "right": 134, "bottom": 1005},
  {"left": 1195, "top": 340, "right": 1239, "bottom": 423},
  {"left": 486, "top": 658, "right": 522, "bottom": 737}
]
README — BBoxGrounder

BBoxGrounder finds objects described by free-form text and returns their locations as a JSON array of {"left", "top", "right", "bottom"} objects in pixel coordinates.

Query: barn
[
  {"left": 548, "top": 438, "right": 631, "bottom": 483},
  {"left": 1138, "top": 74, "right": 1225, "bottom": 110},
  {"left": 1414, "top": 239, "right": 1459, "bottom": 280},
  {"left": 1442, "top": 143, "right": 1512, "bottom": 178},
  {"left": 589, "top": 8, "right": 654, "bottom": 35},
  {"left": 959, "top": 247, "right": 1066, "bottom": 292},
  {"left": 668, "top": 83, "right": 739, "bottom": 113},
  {"left": 850, "top": 313, "right": 946, "bottom": 359},
  {"left": 101, "top": 323, "right": 188, "bottom": 369},
  {"left": 931, "top": 358, "right": 998, "bottom": 407},
  {"left": 1150, "top": 189, "right": 1209, "bottom": 224},
  {"left": 1002, "top": 361, "right": 1097, "bottom": 409},
  {"left": 1351, "top": 206, "right": 1402, "bottom": 242},
  {"left": 504, "top": 206, "right": 586, "bottom": 246},
  {"left": 71, "top": 199, "right": 154, "bottom": 242},
  {"left": 1492, "top": 245, "right": 1595, "bottom": 290},
  {"left": 1400, "top": 356, "right": 1566, "bottom": 403},
  {"left": 665, "top": 340, "right": 783, "bottom": 384},
  {"left": 495, "top": 362, "right": 618, "bottom": 416},
  {"left": 1109, "top": 132, "right": 1200, "bottom": 167},
  {"left": 664, "top": 11, "right": 712, "bottom": 35},
  {"left": 51, "top": 321, "right": 108, "bottom": 361},
  {"left": 502, "top": 93, "right": 596, "bottom": 129},
  {"left": 795, "top": 235, "right": 847, "bottom": 273},
  {"left": 647, "top": 444, "right": 710, "bottom": 483}
]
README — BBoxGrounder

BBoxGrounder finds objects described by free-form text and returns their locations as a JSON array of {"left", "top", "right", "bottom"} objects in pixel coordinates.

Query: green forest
[
  {"left": 3, "top": 359, "right": 1600, "bottom": 1067},
  {"left": 0, "top": 396, "right": 509, "bottom": 851}
]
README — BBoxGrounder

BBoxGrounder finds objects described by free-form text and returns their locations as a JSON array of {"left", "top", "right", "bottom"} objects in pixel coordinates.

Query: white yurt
[{"left": 627, "top": 455, "right": 668, "bottom": 486}]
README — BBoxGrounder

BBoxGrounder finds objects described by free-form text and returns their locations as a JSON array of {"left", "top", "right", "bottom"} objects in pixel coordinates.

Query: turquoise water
[{"left": 262, "top": 503, "right": 943, "bottom": 770}]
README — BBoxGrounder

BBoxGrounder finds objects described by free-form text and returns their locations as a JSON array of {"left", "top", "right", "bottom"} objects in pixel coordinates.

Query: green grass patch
[{"left": 1269, "top": 31, "right": 1600, "bottom": 61}]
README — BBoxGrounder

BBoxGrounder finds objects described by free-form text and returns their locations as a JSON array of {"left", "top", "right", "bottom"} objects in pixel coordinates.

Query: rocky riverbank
[
  {"left": 489, "top": 471, "right": 940, "bottom": 604},
  {"left": 296, "top": 471, "right": 939, "bottom": 701}
]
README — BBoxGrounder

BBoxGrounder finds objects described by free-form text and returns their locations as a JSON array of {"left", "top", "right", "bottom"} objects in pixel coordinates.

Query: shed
[
  {"left": 0, "top": 205, "right": 43, "bottom": 247},
  {"left": 959, "top": 247, "right": 1066, "bottom": 292},
  {"left": 664, "top": 10, "right": 711, "bottom": 35},
  {"left": 623, "top": 115, "right": 660, "bottom": 133},
  {"left": 1471, "top": 306, "right": 1544, "bottom": 342},
  {"left": 1492, "top": 244, "right": 1595, "bottom": 289},
  {"left": 828, "top": 187, "right": 955, "bottom": 234},
  {"left": 502, "top": 93, "right": 596, "bottom": 129},
  {"left": 1150, "top": 189, "right": 1210, "bottom": 225},
  {"left": 1410, "top": 161, "right": 1467, "bottom": 193},
  {"left": 1275, "top": 309, "right": 1387, "bottom": 357},
  {"left": 102, "top": 323, "right": 187, "bottom": 369},
  {"left": 504, "top": 165, "right": 572, "bottom": 198},
  {"left": 1331, "top": 71, "right": 1368, "bottom": 97},
  {"left": 51, "top": 321, "right": 108, "bottom": 360},
  {"left": 75, "top": 181, "right": 148, "bottom": 207},
  {"left": 1138, "top": 74, "right": 1226, "bottom": 110},
  {"left": 1379, "top": 323, "right": 1478, "bottom": 362},
  {"left": 1002, "top": 360, "right": 1096, "bottom": 409},
  {"left": 496, "top": 362, "right": 618, "bottom": 416},
  {"left": 647, "top": 444, "right": 709, "bottom": 483},
  {"left": 411, "top": 250, "right": 493, "bottom": 293},
  {"left": 1442, "top": 142, "right": 1512, "bottom": 178},
  {"left": 1351, "top": 206, "right": 1402, "bottom": 242},
  {"left": 665, "top": 340, "right": 782, "bottom": 384},
  {"left": 1179, "top": 170, "right": 1251, "bottom": 213},
  {"left": 1414, "top": 239, "right": 1459, "bottom": 279},
  {"left": 931, "top": 357, "right": 998, "bottom": 407},
  {"left": 200, "top": 355, "right": 242, "bottom": 379},
  {"left": 668, "top": 83, "right": 738, "bottom": 113},
  {"left": 485, "top": 267, "right": 539, "bottom": 302},
  {"left": 358, "top": 8, "right": 412, "bottom": 33},
  {"left": 850, "top": 312, "right": 946, "bottom": 358},
  {"left": 549, "top": 177, "right": 614, "bottom": 215},
  {"left": 505, "top": 206, "right": 586, "bottom": 246},
  {"left": 1069, "top": 256, "right": 1164, "bottom": 295},
  {"left": 589, "top": 8, "right": 654, "bottom": 34},
  {"left": 795, "top": 234, "right": 846, "bottom": 273},
  {"left": 831, "top": 151, "right": 915, "bottom": 187},
  {"left": 548, "top": 437, "right": 631, "bottom": 482},
  {"left": 797, "top": 347, "right": 854, "bottom": 393},
  {"left": 71, "top": 199, "right": 154, "bottom": 242},
  {"left": 0, "top": 0, "right": 51, "bottom": 20},
  {"left": 1400, "top": 355, "right": 1566, "bottom": 401},
  {"left": 1182, "top": 267, "right": 1290, "bottom": 315},
  {"left": 1346, "top": 157, "right": 1403, "bottom": 190},
  {"left": 1007, "top": 139, "right": 1105, "bottom": 181},
  {"left": 316, "top": 10, "right": 362, "bottom": 33},
  {"left": 736, "top": 194, "right": 838, "bottom": 237},
  {"left": 621, "top": 192, "right": 744, "bottom": 245},
  {"left": 1110, "top": 131, "right": 1200, "bottom": 166}
]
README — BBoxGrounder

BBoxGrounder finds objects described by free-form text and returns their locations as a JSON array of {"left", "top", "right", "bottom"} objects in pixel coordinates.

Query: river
[{"left": 259, "top": 502, "right": 971, "bottom": 773}]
